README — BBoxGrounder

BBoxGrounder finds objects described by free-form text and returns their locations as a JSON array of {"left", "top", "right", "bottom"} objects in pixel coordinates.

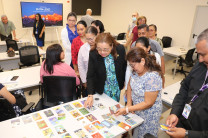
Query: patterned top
[
  {"left": 103, "top": 54, "right": 120, "bottom": 102},
  {"left": 155, "top": 37, "right": 163, "bottom": 49},
  {"left": 71, "top": 36, "right": 84, "bottom": 65},
  {"left": 130, "top": 71, "right": 162, "bottom": 138}
]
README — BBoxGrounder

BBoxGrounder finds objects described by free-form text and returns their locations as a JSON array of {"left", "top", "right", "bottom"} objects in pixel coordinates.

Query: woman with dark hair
[
  {"left": 61, "top": 12, "right": 78, "bottom": 67},
  {"left": 84, "top": 33, "right": 127, "bottom": 107},
  {"left": 71, "top": 20, "right": 87, "bottom": 73},
  {"left": 116, "top": 47, "right": 162, "bottom": 138},
  {"left": 40, "top": 44, "right": 80, "bottom": 85},
  {"left": 149, "top": 24, "right": 163, "bottom": 49},
  {"left": 33, "top": 13, "right": 45, "bottom": 49},
  {"left": 91, "top": 20, "right": 105, "bottom": 34},
  {"left": 78, "top": 26, "right": 98, "bottom": 97}
]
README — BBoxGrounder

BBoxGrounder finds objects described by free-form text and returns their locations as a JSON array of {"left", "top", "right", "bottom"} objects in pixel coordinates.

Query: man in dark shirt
[{"left": 166, "top": 28, "right": 208, "bottom": 138}]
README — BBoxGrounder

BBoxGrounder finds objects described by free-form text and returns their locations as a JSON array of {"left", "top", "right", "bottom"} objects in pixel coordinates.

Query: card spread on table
[
  {"left": 70, "top": 110, "right": 81, "bottom": 118},
  {"left": 49, "top": 117, "right": 59, "bottom": 125},
  {"left": 118, "top": 122, "right": 131, "bottom": 130},
  {"left": 91, "top": 132, "right": 103, "bottom": 138},
  {"left": 79, "top": 108, "right": 90, "bottom": 115},
  {"left": 100, "top": 129, "right": 114, "bottom": 138},
  {"left": 92, "top": 121, "right": 105, "bottom": 130},
  {"left": 32, "top": 113, "right": 42, "bottom": 121},
  {"left": 55, "top": 125, "right": 67, "bottom": 134},
  {"left": 63, "top": 104, "right": 74, "bottom": 111},
  {"left": 74, "top": 128, "right": 88, "bottom": 138},
  {"left": 101, "top": 120, "right": 113, "bottom": 128},
  {"left": 85, "top": 114, "right": 97, "bottom": 122},
  {"left": 87, "top": 105, "right": 97, "bottom": 111},
  {"left": 61, "top": 133, "right": 72, "bottom": 138},
  {"left": 37, "top": 120, "right": 48, "bottom": 129},
  {"left": 73, "top": 102, "right": 83, "bottom": 108},
  {"left": 44, "top": 110, "right": 54, "bottom": 117},
  {"left": 42, "top": 128, "right": 54, "bottom": 137},
  {"left": 109, "top": 104, "right": 120, "bottom": 114},
  {"left": 22, "top": 116, "right": 33, "bottom": 124},
  {"left": 125, "top": 118, "right": 136, "bottom": 126},
  {"left": 84, "top": 124, "right": 97, "bottom": 134},
  {"left": 101, "top": 113, "right": 111, "bottom": 119}
]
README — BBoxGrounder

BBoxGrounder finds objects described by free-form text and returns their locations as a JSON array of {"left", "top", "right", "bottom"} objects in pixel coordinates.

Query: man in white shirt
[{"left": 81, "top": 9, "right": 94, "bottom": 27}]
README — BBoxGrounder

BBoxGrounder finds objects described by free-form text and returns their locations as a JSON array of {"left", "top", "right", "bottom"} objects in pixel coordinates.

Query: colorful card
[
  {"left": 37, "top": 120, "right": 48, "bottom": 129},
  {"left": 64, "top": 104, "right": 74, "bottom": 111},
  {"left": 73, "top": 102, "right": 83, "bottom": 108},
  {"left": 22, "top": 116, "right": 33, "bottom": 124},
  {"left": 101, "top": 120, "right": 113, "bottom": 128},
  {"left": 77, "top": 117, "right": 84, "bottom": 121},
  {"left": 97, "top": 103, "right": 105, "bottom": 109},
  {"left": 53, "top": 107, "right": 64, "bottom": 114},
  {"left": 101, "top": 113, "right": 111, "bottom": 119},
  {"left": 84, "top": 124, "right": 96, "bottom": 134},
  {"left": 118, "top": 122, "right": 131, "bottom": 131},
  {"left": 91, "top": 132, "right": 103, "bottom": 138},
  {"left": 101, "top": 129, "right": 114, "bottom": 138},
  {"left": 160, "top": 124, "right": 170, "bottom": 131},
  {"left": 79, "top": 108, "right": 90, "bottom": 115},
  {"left": 92, "top": 121, "right": 105, "bottom": 130},
  {"left": 107, "top": 117, "right": 120, "bottom": 125},
  {"left": 49, "top": 117, "right": 59, "bottom": 125},
  {"left": 58, "top": 113, "right": 66, "bottom": 120},
  {"left": 74, "top": 128, "right": 88, "bottom": 138},
  {"left": 87, "top": 105, "right": 97, "bottom": 111},
  {"left": 32, "top": 113, "right": 42, "bottom": 121},
  {"left": 61, "top": 133, "right": 72, "bottom": 138},
  {"left": 123, "top": 114, "right": 130, "bottom": 119},
  {"left": 70, "top": 110, "right": 81, "bottom": 118},
  {"left": 11, "top": 119, "right": 20, "bottom": 128},
  {"left": 125, "top": 118, "right": 136, "bottom": 126},
  {"left": 42, "top": 128, "right": 55, "bottom": 137},
  {"left": 44, "top": 110, "right": 54, "bottom": 117},
  {"left": 81, "top": 100, "right": 86, "bottom": 105},
  {"left": 109, "top": 104, "right": 120, "bottom": 114},
  {"left": 55, "top": 125, "right": 67, "bottom": 134},
  {"left": 85, "top": 114, "right": 97, "bottom": 122}
]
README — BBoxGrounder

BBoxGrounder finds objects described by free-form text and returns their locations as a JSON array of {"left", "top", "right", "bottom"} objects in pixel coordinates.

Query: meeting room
[{"left": 0, "top": 0, "right": 208, "bottom": 138}]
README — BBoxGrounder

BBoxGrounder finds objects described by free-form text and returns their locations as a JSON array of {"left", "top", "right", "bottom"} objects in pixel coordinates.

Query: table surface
[
  {"left": 163, "top": 47, "right": 187, "bottom": 57},
  {"left": 0, "top": 93, "right": 144, "bottom": 138},
  {"left": 162, "top": 81, "right": 181, "bottom": 106},
  {"left": 0, "top": 39, "right": 30, "bottom": 46},
  {"left": 0, "top": 66, "right": 41, "bottom": 91}
]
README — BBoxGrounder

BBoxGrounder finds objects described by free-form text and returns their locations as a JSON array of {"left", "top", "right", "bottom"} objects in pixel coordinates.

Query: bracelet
[
  {"left": 88, "top": 95, "right": 92, "bottom": 97},
  {"left": 126, "top": 107, "right": 129, "bottom": 114}
]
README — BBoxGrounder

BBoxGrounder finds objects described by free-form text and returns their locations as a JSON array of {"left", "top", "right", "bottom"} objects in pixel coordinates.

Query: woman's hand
[
  {"left": 39, "top": 33, "right": 42, "bottom": 38},
  {"left": 84, "top": 95, "right": 93, "bottom": 108},
  {"left": 115, "top": 108, "right": 127, "bottom": 116}
]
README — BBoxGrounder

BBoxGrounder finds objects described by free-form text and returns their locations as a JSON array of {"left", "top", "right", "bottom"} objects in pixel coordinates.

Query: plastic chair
[
  {"left": 18, "top": 46, "right": 40, "bottom": 69},
  {"left": 35, "top": 76, "right": 77, "bottom": 110},
  {"left": 162, "top": 36, "right": 172, "bottom": 48},
  {"left": 6, "top": 39, "right": 18, "bottom": 51},
  {"left": 117, "top": 33, "right": 126, "bottom": 40}
]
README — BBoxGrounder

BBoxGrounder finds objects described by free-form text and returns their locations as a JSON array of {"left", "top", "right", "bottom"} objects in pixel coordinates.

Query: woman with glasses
[
  {"left": 78, "top": 26, "right": 98, "bottom": 97},
  {"left": 84, "top": 33, "right": 127, "bottom": 107},
  {"left": 149, "top": 24, "right": 163, "bottom": 49},
  {"left": 61, "top": 12, "right": 79, "bottom": 67}
]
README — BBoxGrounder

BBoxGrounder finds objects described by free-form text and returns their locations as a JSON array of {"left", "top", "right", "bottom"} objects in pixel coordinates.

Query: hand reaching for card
[{"left": 115, "top": 108, "right": 126, "bottom": 116}]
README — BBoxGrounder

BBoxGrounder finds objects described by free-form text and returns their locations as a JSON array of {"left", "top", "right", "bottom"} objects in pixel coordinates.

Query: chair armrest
[{"left": 22, "top": 102, "right": 35, "bottom": 113}]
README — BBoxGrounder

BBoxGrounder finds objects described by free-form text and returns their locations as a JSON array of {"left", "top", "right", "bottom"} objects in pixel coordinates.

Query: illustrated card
[
  {"left": 107, "top": 117, "right": 120, "bottom": 125},
  {"left": 160, "top": 124, "right": 170, "bottom": 132},
  {"left": 80, "top": 100, "right": 86, "bottom": 105},
  {"left": 61, "top": 133, "right": 72, "bottom": 138},
  {"left": 92, "top": 121, "right": 105, "bottom": 130},
  {"left": 58, "top": 113, "right": 66, "bottom": 120},
  {"left": 109, "top": 104, "right": 120, "bottom": 114},
  {"left": 42, "top": 128, "right": 55, "bottom": 138},
  {"left": 73, "top": 102, "right": 83, "bottom": 108},
  {"left": 70, "top": 110, "right": 81, "bottom": 118},
  {"left": 79, "top": 108, "right": 90, "bottom": 115},
  {"left": 74, "top": 128, "right": 88, "bottom": 138},
  {"left": 11, "top": 119, "right": 20, "bottom": 128},
  {"left": 101, "top": 120, "right": 113, "bottom": 128},
  {"left": 77, "top": 116, "right": 84, "bottom": 121},
  {"left": 97, "top": 103, "right": 105, "bottom": 109},
  {"left": 22, "top": 116, "right": 33, "bottom": 124},
  {"left": 32, "top": 113, "right": 42, "bottom": 121},
  {"left": 84, "top": 124, "right": 96, "bottom": 134},
  {"left": 101, "top": 113, "right": 111, "bottom": 120},
  {"left": 64, "top": 104, "right": 74, "bottom": 111},
  {"left": 53, "top": 107, "right": 64, "bottom": 115},
  {"left": 123, "top": 114, "right": 130, "bottom": 119},
  {"left": 125, "top": 118, "right": 136, "bottom": 126},
  {"left": 100, "top": 129, "right": 114, "bottom": 138},
  {"left": 118, "top": 122, "right": 131, "bottom": 131},
  {"left": 87, "top": 105, "right": 97, "bottom": 111},
  {"left": 91, "top": 132, "right": 103, "bottom": 138},
  {"left": 37, "top": 120, "right": 48, "bottom": 129},
  {"left": 85, "top": 114, "right": 97, "bottom": 122},
  {"left": 49, "top": 117, "right": 59, "bottom": 125},
  {"left": 55, "top": 125, "right": 67, "bottom": 134},
  {"left": 44, "top": 110, "right": 54, "bottom": 117}
]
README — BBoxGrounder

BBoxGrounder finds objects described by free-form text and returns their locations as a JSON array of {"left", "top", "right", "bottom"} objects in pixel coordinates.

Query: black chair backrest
[
  {"left": 185, "top": 48, "right": 195, "bottom": 66},
  {"left": 162, "top": 36, "right": 172, "bottom": 48},
  {"left": 19, "top": 46, "right": 40, "bottom": 66},
  {"left": 42, "top": 76, "right": 76, "bottom": 107},
  {"left": 0, "top": 98, "right": 16, "bottom": 121},
  {"left": 6, "top": 39, "right": 18, "bottom": 51},
  {"left": 117, "top": 33, "right": 126, "bottom": 40}
]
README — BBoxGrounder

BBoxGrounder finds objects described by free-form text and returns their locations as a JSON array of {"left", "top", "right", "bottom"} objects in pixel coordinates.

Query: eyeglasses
[
  {"left": 96, "top": 47, "right": 111, "bottom": 52},
  {"left": 68, "top": 20, "right": 76, "bottom": 22},
  {"left": 129, "top": 63, "right": 136, "bottom": 68}
]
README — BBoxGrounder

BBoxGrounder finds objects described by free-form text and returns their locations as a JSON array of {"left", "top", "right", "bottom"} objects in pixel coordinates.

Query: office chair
[
  {"left": 162, "top": 36, "right": 172, "bottom": 48},
  {"left": 18, "top": 46, "right": 40, "bottom": 69},
  {"left": 35, "top": 76, "right": 77, "bottom": 110},
  {"left": 6, "top": 39, "right": 18, "bottom": 51},
  {"left": 173, "top": 48, "right": 196, "bottom": 77},
  {"left": 117, "top": 33, "right": 126, "bottom": 40}
]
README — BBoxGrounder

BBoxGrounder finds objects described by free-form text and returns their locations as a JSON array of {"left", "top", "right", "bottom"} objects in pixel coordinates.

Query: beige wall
[{"left": 1, "top": 0, "right": 207, "bottom": 47}]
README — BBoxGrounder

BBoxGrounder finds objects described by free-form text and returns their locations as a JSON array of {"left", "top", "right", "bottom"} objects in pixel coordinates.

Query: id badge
[
  {"left": 35, "top": 30, "right": 38, "bottom": 34},
  {"left": 182, "top": 104, "right": 191, "bottom": 119}
]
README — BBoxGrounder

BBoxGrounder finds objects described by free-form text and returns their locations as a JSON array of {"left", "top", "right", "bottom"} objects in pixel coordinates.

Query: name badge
[{"left": 182, "top": 104, "right": 191, "bottom": 119}]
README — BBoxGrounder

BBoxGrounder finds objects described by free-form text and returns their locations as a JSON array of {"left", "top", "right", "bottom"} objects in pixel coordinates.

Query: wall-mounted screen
[
  {"left": 20, "top": 2, "right": 63, "bottom": 28},
  {"left": 72, "top": 0, "right": 102, "bottom": 15}
]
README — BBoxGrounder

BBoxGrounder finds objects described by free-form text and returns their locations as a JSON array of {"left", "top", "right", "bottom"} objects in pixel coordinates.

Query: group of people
[{"left": 1, "top": 9, "right": 208, "bottom": 138}]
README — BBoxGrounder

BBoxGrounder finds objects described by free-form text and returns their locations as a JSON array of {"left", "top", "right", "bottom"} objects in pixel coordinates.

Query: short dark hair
[
  {"left": 135, "top": 37, "right": 149, "bottom": 48},
  {"left": 149, "top": 24, "right": 157, "bottom": 31},
  {"left": 67, "top": 12, "right": 77, "bottom": 20},
  {"left": 77, "top": 20, "right": 87, "bottom": 28},
  {"left": 138, "top": 24, "right": 149, "bottom": 32},
  {"left": 44, "top": 44, "right": 63, "bottom": 74},
  {"left": 91, "top": 20, "right": 105, "bottom": 33},
  {"left": 86, "top": 26, "right": 98, "bottom": 36}
]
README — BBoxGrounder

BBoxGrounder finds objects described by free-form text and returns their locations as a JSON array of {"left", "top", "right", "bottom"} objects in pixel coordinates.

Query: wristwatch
[{"left": 185, "top": 130, "right": 188, "bottom": 138}]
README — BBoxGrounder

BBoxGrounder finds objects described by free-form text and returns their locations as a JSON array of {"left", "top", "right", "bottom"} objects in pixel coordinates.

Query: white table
[
  {"left": 0, "top": 48, "right": 45, "bottom": 70},
  {"left": 163, "top": 47, "right": 187, "bottom": 79},
  {"left": 0, "top": 66, "right": 41, "bottom": 91},
  {"left": 0, "top": 39, "right": 30, "bottom": 52},
  {"left": 162, "top": 81, "right": 181, "bottom": 106},
  {"left": 0, "top": 93, "right": 144, "bottom": 138}
]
